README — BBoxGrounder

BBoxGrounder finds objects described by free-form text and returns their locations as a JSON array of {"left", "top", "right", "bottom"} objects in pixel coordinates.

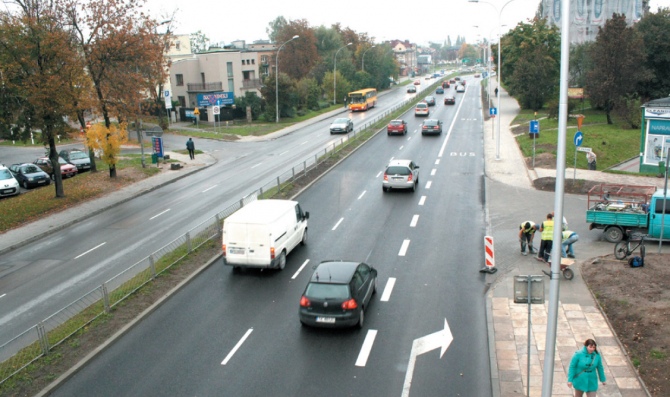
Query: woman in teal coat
[{"left": 567, "top": 339, "right": 607, "bottom": 396}]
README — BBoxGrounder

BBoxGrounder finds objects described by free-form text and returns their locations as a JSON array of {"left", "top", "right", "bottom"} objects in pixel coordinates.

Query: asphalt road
[{"left": 49, "top": 78, "right": 494, "bottom": 396}]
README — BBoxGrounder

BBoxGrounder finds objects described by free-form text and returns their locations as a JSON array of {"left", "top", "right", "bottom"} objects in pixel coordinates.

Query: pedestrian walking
[
  {"left": 343, "top": 96, "right": 347, "bottom": 109},
  {"left": 587, "top": 151, "right": 597, "bottom": 170},
  {"left": 536, "top": 213, "right": 554, "bottom": 262},
  {"left": 562, "top": 230, "right": 579, "bottom": 258},
  {"left": 568, "top": 339, "right": 606, "bottom": 397},
  {"left": 186, "top": 138, "right": 195, "bottom": 160},
  {"left": 494, "top": 87, "right": 499, "bottom": 96},
  {"left": 518, "top": 221, "right": 538, "bottom": 256}
]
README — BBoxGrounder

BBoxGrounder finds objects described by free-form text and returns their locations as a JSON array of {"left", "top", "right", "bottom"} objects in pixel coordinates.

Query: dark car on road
[
  {"left": 407, "top": 85, "right": 417, "bottom": 93},
  {"left": 444, "top": 96, "right": 456, "bottom": 105},
  {"left": 59, "top": 149, "right": 91, "bottom": 172},
  {"left": 9, "top": 163, "right": 51, "bottom": 189},
  {"left": 442, "top": 81, "right": 450, "bottom": 89},
  {"left": 421, "top": 119, "right": 443, "bottom": 135},
  {"left": 435, "top": 87, "right": 444, "bottom": 94},
  {"left": 424, "top": 95, "right": 436, "bottom": 106},
  {"left": 299, "top": 260, "right": 377, "bottom": 328},
  {"left": 387, "top": 119, "right": 408, "bottom": 135}
]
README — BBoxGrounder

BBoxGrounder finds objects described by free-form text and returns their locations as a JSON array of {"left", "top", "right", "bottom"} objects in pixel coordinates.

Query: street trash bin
[
  {"left": 659, "top": 161, "right": 665, "bottom": 176},
  {"left": 151, "top": 153, "right": 158, "bottom": 164}
]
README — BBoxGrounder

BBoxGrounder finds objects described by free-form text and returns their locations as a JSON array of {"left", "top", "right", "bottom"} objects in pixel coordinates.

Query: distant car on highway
[
  {"left": 424, "top": 95, "right": 436, "bottom": 106},
  {"left": 413, "top": 80, "right": 421, "bottom": 85},
  {"left": 9, "top": 163, "right": 51, "bottom": 189},
  {"left": 421, "top": 119, "right": 443, "bottom": 135},
  {"left": 414, "top": 102, "right": 429, "bottom": 117},
  {"left": 456, "top": 85, "right": 465, "bottom": 93},
  {"left": 329, "top": 118, "right": 353, "bottom": 134},
  {"left": 407, "top": 85, "right": 417, "bottom": 93},
  {"left": 382, "top": 159, "right": 419, "bottom": 192},
  {"left": 435, "top": 87, "right": 444, "bottom": 94},
  {"left": 387, "top": 119, "right": 408, "bottom": 135},
  {"left": 444, "top": 96, "right": 456, "bottom": 105}
]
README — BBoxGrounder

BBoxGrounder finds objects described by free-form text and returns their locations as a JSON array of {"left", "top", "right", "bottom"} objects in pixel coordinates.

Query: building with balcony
[{"left": 387, "top": 40, "right": 417, "bottom": 76}]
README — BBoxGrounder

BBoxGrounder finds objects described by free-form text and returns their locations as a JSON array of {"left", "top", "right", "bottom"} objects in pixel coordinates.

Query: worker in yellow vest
[
  {"left": 518, "top": 221, "right": 538, "bottom": 256},
  {"left": 536, "top": 213, "right": 554, "bottom": 262}
]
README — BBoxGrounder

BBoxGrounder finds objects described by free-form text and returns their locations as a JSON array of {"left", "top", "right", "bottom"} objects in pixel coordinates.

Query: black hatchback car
[{"left": 299, "top": 261, "right": 377, "bottom": 328}]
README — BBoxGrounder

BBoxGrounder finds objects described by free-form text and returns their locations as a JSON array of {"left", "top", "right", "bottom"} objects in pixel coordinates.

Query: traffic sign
[
  {"left": 164, "top": 90, "right": 170, "bottom": 97},
  {"left": 193, "top": 107, "right": 200, "bottom": 115},
  {"left": 213, "top": 106, "right": 220, "bottom": 115},
  {"left": 529, "top": 120, "right": 539, "bottom": 135},
  {"left": 573, "top": 131, "right": 583, "bottom": 147},
  {"left": 489, "top": 107, "right": 498, "bottom": 116},
  {"left": 577, "top": 147, "right": 592, "bottom": 152}
]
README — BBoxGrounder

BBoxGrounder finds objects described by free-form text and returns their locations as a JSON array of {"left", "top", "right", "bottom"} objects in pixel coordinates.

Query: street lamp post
[
  {"left": 275, "top": 35, "right": 299, "bottom": 123},
  {"left": 469, "top": 0, "right": 518, "bottom": 160},
  {"left": 333, "top": 42, "right": 352, "bottom": 105},
  {"left": 361, "top": 45, "right": 376, "bottom": 73}
]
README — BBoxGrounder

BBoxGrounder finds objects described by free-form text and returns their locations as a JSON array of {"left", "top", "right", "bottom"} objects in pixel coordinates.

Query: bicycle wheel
[
  {"left": 614, "top": 241, "right": 629, "bottom": 260},
  {"left": 639, "top": 243, "right": 646, "bottom": 260}
]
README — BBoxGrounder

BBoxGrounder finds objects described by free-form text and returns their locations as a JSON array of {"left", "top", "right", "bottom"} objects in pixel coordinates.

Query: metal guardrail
[{"left": 0, "top": 86, "right": 430, "bottom": 386}]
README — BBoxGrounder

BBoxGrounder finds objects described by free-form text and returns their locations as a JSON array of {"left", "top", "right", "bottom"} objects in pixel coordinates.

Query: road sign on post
[
  {"left": 489, "top": 107, "right": 497, "bottom": 117},
  {"left": 573, "top": 131, "right": 583, "bottom": 147}
]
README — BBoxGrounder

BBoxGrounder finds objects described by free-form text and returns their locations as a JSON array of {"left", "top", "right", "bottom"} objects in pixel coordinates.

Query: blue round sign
[{"left": 574, "top": 131, "right": 583, "bottom": 147}]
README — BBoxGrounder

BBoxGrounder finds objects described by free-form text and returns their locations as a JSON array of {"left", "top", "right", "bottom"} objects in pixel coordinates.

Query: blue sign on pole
[
  {"left": 489, "top": 108, "right": 497, "bottom": 116},
  {"left": 152, "top": 137, "right": 164, "bottom": 157},
  {"left": 574, "top": 131, "right": 583, "bottom": 147},
  {"left": 529, "top": 120, "right": 539, "bottom": 135}
]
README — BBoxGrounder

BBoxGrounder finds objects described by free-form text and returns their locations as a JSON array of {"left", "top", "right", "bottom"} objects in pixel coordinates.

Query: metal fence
[{"left": 0, "top": 88, "right": 426, "bottom": 386}]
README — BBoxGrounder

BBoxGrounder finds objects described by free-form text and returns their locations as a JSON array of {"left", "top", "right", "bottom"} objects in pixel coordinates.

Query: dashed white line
[
  {"left": 410, "top": 215, "right": 419, "bottom": 227},
  {"left": 398, "top": 240, "right": 410, "bottom": 256},
  {"left": 74, "top": 242, "right": 107, "bottom": 259},
  {"left": 291, "top": 259, "right": 310, "bottom": 280},
  {"left": 332, "top": 217, "right": 344, "bottom": 231},
  {"left": 358, "top": 191, "right": 366, "bottom": 200},
  {"left": 419, "top": 196, "right": 426, "bottom": 206},
  {"left": 202, "top": 185, "right": 218, "bottom": 193},
  {"left": 251, "top": 162, "right": 262, "bottom": 169},
  {"left": 435, "top": 159, "right": 440, "bottom": 165},
  {"left": 279, "top": 150, "right": 289, "bottom": 156},
  {"left": 150, "top": 209, "right": 170, "bottom": 220},
  {"left": 425, "top": 181, "right": 432, "bottom": 189},
  {"left": 381, "top": 278, "right": 396, "bottom": 302},
  {"left": 300, "top": 141, "right": 308, "bottom": 146},
  {"left": 0, "top": 294, "right": 6, "bottom": 299},
  {"left": 355, "top": 329, "right": 378, "bottom": 367},
  {"left": 221, "top": 328, "right": 253, "bottom": 365},
  {"left": 399, "top": 145, "right": 404, "bottom": 150},
  {"left": 376, "top": 171, "right": 383, "bottom": 178},
  {"left": 431, "top": 169, "right": 436, "bottom": 176}
]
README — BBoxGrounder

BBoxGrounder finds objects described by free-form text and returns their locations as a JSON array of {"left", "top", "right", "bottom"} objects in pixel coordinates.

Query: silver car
[
  {"left": 329, "top": 118, "right": 354, "bottom": 134},
  {"left": 382, "top": 159, "right": 420, "bottom": 192}
]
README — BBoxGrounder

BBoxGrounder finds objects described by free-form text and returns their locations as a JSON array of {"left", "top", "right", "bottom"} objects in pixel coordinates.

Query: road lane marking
[
  {"left": 376, "top": 171, "right": 382, "bottom": 178},
  {"left": 410, "top": 215, "right": 419, "bottom": 227},
  {"left": 438, "top": 91, "right": 468, "bottom": 158},
  {"left": 380, "top": 278, "right": 396, "bottom": 302},
  {"left": 279, "top": 150, "right": 289, "bottom": 156},
  {"left": 74, "top": 242, "right": 107, "bottom": 259},
  {"left": 425, "top": 181, "right": 432, "bottom": 189},
  {"left": 291, "top": 259, "right": 310, "bottom": 280},
  {"left": 418, "top": 196, "right": 426, "bottom": 206},
  {"left": 355, "top": 329, "right": 378, "bottom": 367},
  {"left": 358, "top": 191, "right": 366, "bottom": 200},
  {"left": 300, "top": 141, "right": 308, "bottom": 146},
  {"left": 150, "top": 209, "right": 171, "bottom": 220},
  {"left": 435, "top": 159, "right": 440, "bottom": 165},
  {"left": 0, "top": 294, "right": 6, "bottom": 299},
  {"left": 431, "top": 169, "right": 436, "bottom": 176},
  {"left": 202, "top": 185, "right": 218, "bottom": 193},
  {"left": 399, "top": 145, "right": 404, "bottom": 150},
  {"left": 398, "top": 240, "right": 410, "bottom": 256},
  {"left": 222, "top": 328, "right": 253, "bottom": 365},
  {"left": 332, "top": 218, "right": 344, "bottom": 231},
  {"left": 250, "top": 162, "right": 262, "bottom": 169}
]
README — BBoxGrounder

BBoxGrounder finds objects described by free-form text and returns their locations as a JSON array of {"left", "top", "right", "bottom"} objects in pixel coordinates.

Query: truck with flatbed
[{"left": 586, "top": 183, "right": 670, "bottom": 242}]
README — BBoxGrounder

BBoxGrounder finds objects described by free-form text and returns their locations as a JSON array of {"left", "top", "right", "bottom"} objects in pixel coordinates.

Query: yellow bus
[{"left": 348, "top": 88, "right": 377, "bottom": 112}]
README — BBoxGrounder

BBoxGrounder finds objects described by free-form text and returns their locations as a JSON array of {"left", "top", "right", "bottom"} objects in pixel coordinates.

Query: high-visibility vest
[
  {"left": 541, "top": 220, "right": 554, "bottom": 240},
  {"left": 520, "top": 221, "right": 536, "bottom": 234}
]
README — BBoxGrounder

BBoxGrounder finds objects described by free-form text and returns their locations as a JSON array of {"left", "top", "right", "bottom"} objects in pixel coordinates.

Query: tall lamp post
[
  {"left": 469, "top": 0, "right": 518, "bottom": 160},
  {"left": 333, "top": 42, "right": 352, "bottom": 105},
  {"left": 275, "top": 35, "right": 299, "bottom": 123},
  {"left": 361, "top": 45, "right": 376, "bottom": 73}
]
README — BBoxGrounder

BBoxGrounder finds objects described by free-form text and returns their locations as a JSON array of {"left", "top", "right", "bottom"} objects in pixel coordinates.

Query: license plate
[
  {"left": 229, "top": 247, "right": 245, "bottom": 255},
  {"left": 316, "top": 317, "right": 335, "bottom": 324},
  {"left": 1, "top": 189, "right": 12, "bottom": 194},
  {"left": 37, "top": 180, "right": 46, "bottom": 184}
]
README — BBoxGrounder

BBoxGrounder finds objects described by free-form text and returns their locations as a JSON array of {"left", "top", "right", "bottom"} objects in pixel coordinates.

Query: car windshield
[
  {"left": 386, "top": 166, "right": 410, "bottom": 175},
  {"left": 426, "top": 96, "right": 434, "bottom": 101},
  {"left": 0, "top": 169, "right": 13, "bottom": 180},
  {"left": 58, "top": 157, "right": 68, "bottom": 165},
  {"left": 333, "top": 118, "right": 349, "bottom": 124},
  {"left": 416, "top": 104, "right": 427, "bottom": 108},
  {"left": 69, "top": 152, "right": 88, "bottom": 160},
  {"left": 390, "top": 120, "right": 403, "bottom": 126},
  {"left": 23, "top": 165, "right": 41, "bottom": 173},
  {"left": 305, "top": 283, "right": 349, "bottom": 299},
  {"left": 424, "top": 120, "right": 439, "bottom": 126}
]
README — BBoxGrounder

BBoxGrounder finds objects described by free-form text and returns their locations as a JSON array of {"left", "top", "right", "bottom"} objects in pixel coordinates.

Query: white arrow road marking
[
  {"left": 150, "top": 209, "right": 170, "bottom": 220},
  {"left": 222, "top": 328, "right": 253, "bottom": 365},
  {"left": 202, "top": 185, "right": 218, "bottom": 193},
  {"left": 398, "top": 240, "right": 410, "bottom": 256},
  {"left": 401, "top": 318, "right": 454, "bottom": 397},
  {"left": 410, "top": 215, "right": 419, "bottom": 227},
  {"left": 380, "top": 278, "right": 396, "bottom": 302},
  {"left": 418, "top": 196, "right": 426, "bottom": 206},
  {"left": 291, "top": 259, "right": 310, "bottom": 280},
  {"left": 332, "top": 217, "right": 344, "bottom": 231},
  {"left": 74, "top": 242, "right": 106, "bottom": 259},
  {"left": 355, "top": 329, "right": 378, "bottom": 367}
]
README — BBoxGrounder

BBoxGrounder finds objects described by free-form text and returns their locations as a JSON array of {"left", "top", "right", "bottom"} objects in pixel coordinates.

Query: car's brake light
[
  {"left": 407, "top": 173, "right": 413, "bottom": 182},
  {"left": 383, "top": 174, "right": 388, "bottom": 181},
  {"left": 270, "top": 247, "right": 275, "bottom": 259},
  {"left": 341, "top": 299, "right": 358, "bottom": 310},
  {"left": 222, "top": 244, "right": 226, "bottom": 257},
  {"left": 300, "top": 296, "right": 311, "bottom": 307}
]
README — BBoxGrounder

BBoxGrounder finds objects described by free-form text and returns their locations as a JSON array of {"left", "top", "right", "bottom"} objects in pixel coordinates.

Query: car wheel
[
  {"left": 382, "top": 186, "right": 388, "bottom": 192},
  {"left": 411, "top": 182, "right": 416, "bottom": 192},
  {"left": 372, "top": 277, "right": 377, "bottom": 295},
  {"left": 300, "top": 229, "right": 308, "bottom": 246},
  {"left": 277, "top": 251, "right": 286, "bottom": 270},
  {"left": 357, "top": 309, "right": 365, "bottom": 329},
  {"left": 22, "top": 181, "right": 29, "bottom": 189},
  {"left": 330, "top": 131, "right": 334, "bottom": 135},
  {"left": 387, "top": 131, "right": 391, "bottom": 136}
]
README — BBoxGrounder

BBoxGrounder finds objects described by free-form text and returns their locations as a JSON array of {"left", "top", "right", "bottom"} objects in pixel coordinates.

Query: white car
[
  {"left": 383, "top": 159, "right": 420, "bottom": 192},
  {"left": 0, "top": 165, "right": 20, "bottom": 197},
  {"left": 456, "top": 85, "right": 466, "bottom": 93},
  {"left": 414, "top": 102, "right": 430, "bottom": 116}
]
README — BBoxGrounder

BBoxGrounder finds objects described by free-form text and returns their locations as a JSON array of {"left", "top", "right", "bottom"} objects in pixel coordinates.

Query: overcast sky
[{"left": 145, "top": 0, "right": 669, "bottom": 46}]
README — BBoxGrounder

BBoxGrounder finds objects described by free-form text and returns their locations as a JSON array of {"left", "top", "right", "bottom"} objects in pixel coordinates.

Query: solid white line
[
  {"left": 398, "top": 240, "right": 410, "bottom": 256},
  {"left": 202, "top": 185, "right": 218, "bottom": 193},
  {"left": 431, "top": 169, "right": 436, "bottom": 176},
  {"left": 291, "top": 259, "right": 310, "bottom": 280},
  {"left": 380, "top": 278, "right": 396, "bottom": 302},
  {"left": 410, "top": 215, "right": 419, "bottom": 227},
  {"left": 358, "top": 191, "right": 366, "bottom": 200},
  {"left": 438, "top": 90, "right": 468, "bottom": 158},
  {"left": 150, "top": 209, "right": 171, "bottom": 220},
  {"left": 250, "top": 162, "right": 262, "bottom": 169},
  {"left": 425, "top": 181, "right": 432, "bottom": 189},
  {"left": 332, "top": 218, "right": 344, "bottom": 231},
  {"left": 355, "top": 329, "right": 378, "bottom": 367},
  {"left": 221, "top": 328, "right": 253, "bottom": 365},
  {"left": 74, "top": 242, "right": 107, "bottom": 259},
  {"left": 418, "top": 196, "right": 426, "bottom": 206}
]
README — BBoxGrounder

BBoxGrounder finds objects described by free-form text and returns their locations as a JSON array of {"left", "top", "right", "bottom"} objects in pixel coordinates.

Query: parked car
[
  {"left": 33, "top": 157, "right": 78, "bottom": 178},
  {"left": 444, "top": 96, "right": 456, "bottom": 105},
  {"left": 414, "top": 102, "right": 429, "bottom": 117},
  {"left": 421, "top": 119, "right": 443, "bottom": 135},
  {"left": 9, "top": 163, "right": 51, "bottom": 189},
  {"left": 299, "top": 260, "right": 377, "bottom": 328},
  {"left": 407, "top": 86, "right": 417, "bottom": 93},
  {"left": 382, "top": 159, "right": 419, "bottom": 192},
  {"left": 424, "top": 95, "right": 436, "bottom": 106},
  {"left": 0, "top": 165, "right": 20, "bottom": 197},
  {"left": 456, "top": 85, "right": 465, "bottom": 93},
  {"left": 387, "top": 119, "right": 408, "bottom": 135},
  {"left": 329, "top": 118, "right": 354, "bottom": 134},
  {"left": 59, "top": 149, "right": 91, "bottom": 172},
  {"left": 435, "top": 87, "right": 444, "bottom": 94}
]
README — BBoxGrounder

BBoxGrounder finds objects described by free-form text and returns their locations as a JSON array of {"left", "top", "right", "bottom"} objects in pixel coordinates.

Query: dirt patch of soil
[
  {"left": 532, "top": 176, "right": 603, "bottom": 195},
  {"left": 582, "top": 254, "right": 670, "bottom": 396}
]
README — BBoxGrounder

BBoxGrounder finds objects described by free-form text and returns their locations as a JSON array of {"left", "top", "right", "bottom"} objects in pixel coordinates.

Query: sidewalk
[{"left": 484, "top": 87, "right": 651, "bottom": 397}]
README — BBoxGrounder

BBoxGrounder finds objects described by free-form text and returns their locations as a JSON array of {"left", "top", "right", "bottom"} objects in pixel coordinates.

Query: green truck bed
[{"left": 586, "top": 209, "right": 648, "bottom": 228}]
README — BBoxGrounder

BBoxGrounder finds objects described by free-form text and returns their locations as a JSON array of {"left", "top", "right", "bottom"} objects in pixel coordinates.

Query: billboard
[{"left": 197, "top": 92, "right": 234, "bottom": 107}]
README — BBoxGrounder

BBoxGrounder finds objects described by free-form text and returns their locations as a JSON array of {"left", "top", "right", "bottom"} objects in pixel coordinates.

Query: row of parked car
[{"left": 0, "top": 148, "right": 92, "bottom": 198}]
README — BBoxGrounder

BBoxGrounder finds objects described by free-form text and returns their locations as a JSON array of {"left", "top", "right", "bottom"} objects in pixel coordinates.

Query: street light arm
[
  {"left": 333, "top": 42, "right": 353, "bottom": 105},
  {"left": 275, "top": 35, "right": 300, "bottom": 123}
]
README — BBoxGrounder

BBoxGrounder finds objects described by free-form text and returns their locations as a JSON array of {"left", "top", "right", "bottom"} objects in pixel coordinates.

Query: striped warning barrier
[{"left": 480, "top": 235, "right": 498, "bottom": 273}]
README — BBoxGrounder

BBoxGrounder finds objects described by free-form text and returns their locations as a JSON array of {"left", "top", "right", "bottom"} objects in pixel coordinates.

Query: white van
[{"left": 222, "top": 199, "right": 309, "bottom": 270}]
